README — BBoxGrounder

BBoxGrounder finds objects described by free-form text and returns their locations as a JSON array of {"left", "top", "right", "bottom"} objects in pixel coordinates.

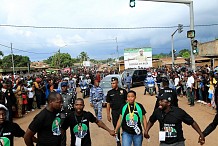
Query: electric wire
[
  {"left": 0, "top": 43, "right": 57, "bottom": 54},
  {"left": 0, "top": 23, "right": 217, "bottom": 30}
]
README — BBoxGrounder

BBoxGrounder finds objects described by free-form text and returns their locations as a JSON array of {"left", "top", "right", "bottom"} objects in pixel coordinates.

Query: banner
[{"left": 124, "top": 48, "right": 152, "bottom": 69}]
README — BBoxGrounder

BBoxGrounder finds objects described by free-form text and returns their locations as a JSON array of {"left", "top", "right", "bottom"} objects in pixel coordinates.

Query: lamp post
[
  {"left": 171, "top": 24, "right": 183, "bottom": 68},
  {"left": 132, "top": 0, "right": 195, "bottom": 71}
]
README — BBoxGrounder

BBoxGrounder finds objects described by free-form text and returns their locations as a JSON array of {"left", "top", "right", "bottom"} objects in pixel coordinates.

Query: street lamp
[
  {"left": 130, "top": 0, "right": 195, "bottom": 71},
  {"left": 171, "top": 24, "right": 183, "bottom": 68}
]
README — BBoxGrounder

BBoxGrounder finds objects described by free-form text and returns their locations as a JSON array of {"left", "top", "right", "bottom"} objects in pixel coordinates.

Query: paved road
[{"left": 14, "top": 86, "right": 218, "bottom": 146}]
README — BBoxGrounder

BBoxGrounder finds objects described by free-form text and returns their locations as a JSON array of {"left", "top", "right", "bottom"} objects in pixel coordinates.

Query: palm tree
[{"left": 79, "top": 51, "right": 89, "bottom": 62}]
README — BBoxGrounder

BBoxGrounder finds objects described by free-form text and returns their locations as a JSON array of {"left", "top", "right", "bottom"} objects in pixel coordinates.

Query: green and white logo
[
  {"left": 52, "top": 117, "right": 61, "bottom": 136},
  {"left": 126, "top": 113, "right": 138, "bottom": 127},
  {"left": 73, "top": 123, "right": 88, "bottom": 138},
  {"left": 0, "top": 137, "right": 10, "bottom": 146}
]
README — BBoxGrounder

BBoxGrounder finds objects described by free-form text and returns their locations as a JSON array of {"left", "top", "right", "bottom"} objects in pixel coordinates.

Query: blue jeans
[{"left": 122, "top": 131, "right": 143, "bottom": 146}]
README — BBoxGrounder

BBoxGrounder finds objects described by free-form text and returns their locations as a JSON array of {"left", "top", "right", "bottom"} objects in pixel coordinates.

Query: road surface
[{"left": 14, "top": 86, "right": 218, "bottom": 146}]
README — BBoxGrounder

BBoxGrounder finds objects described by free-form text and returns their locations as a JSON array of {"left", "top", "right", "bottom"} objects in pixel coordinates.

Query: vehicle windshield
[
  {"left": 100, "top": 75, "right": 122, "bottom": 87},
  {"left": 99, "top": 81, "right": 111, "bottom": 88}
]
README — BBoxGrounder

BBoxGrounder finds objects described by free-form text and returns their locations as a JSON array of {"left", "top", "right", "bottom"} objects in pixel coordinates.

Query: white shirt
[
  {"left": 174, "top": 77, "right": 180, "bottom": 86},
  {"left": 28, "top": 87, "right": 35, "bottom": 98},
  {"left": 186, "top": 76, "right": 194, "bottom": 88}
]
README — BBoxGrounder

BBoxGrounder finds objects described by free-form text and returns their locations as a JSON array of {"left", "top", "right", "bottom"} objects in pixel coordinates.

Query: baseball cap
[
  {"left": 111, "top": 77, "right": 118, "bottom": 82},
  {"left": 158, "top": 92, "right": 172, "bottom": 102},
  {"left": 61, "top": 82, "right": 68, "bottom": 87}
]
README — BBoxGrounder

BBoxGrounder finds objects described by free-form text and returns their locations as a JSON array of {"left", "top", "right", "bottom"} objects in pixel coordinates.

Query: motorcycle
[
  {"left": 79, "top": 81, "right": 89, "bottom": 99},
  {"left": 144, "top": 79, "right": 156, "bottom": 96}
]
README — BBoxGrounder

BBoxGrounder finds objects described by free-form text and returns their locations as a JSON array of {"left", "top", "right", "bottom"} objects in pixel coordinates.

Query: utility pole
[
  {"left": 11, "top": 43, "right": 15, "bottom": 77},
  {"left": 58, "top": 49, "right": 60, "bottom": 69},
  {"left": 171, "top": 30, "right": 177, "bottom": 68},
  {"left": 171, "top": 24, "right": 183, "bottom": 69},
  {"left": 116, "top": 37, "right": 119, "bottom": 62}
]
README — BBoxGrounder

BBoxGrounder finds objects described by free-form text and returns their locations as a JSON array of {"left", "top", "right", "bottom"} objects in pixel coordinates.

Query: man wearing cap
[
  {"left": 60, "top": 81, "right": 75, "bottom": 146},
  {"left": 0, "top": 104, "right": 26, "bottom": 146},
  {"left": 154, "top": 77, "right": 178, "bottom": 109},
  {"left": 144, "top": 92, "right": 205, "bottom": 146},
  {"left": 106, "top": 77, "right": 127, "bottom": 146}
]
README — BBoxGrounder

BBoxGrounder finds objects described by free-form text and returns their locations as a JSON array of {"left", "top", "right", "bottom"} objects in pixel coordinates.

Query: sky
[{"left": 0, "top": 0, "right": 217, "bottom": 61}]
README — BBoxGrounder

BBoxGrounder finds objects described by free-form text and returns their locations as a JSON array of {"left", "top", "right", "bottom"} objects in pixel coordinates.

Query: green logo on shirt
[
  {"left": 73, "top": 124, "right": 88, "bottom": 138},
  {"left": 52, "top": 117, "right": 61, "bottom": 136}
]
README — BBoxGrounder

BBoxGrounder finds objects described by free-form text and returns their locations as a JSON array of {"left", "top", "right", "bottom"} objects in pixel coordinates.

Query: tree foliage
[
  {"left": 1, "top": 55, "right": 30, "bottom": 68},
  {"left": 78, "top": 51, "right": 89, "bottom": 62},
  {"left": 178, "top": 49, "right": 190, "bottom": 57}
]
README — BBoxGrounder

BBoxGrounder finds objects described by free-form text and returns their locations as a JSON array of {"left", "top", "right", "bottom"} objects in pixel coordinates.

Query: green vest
[{"left": 121, "top": 102, "right": 143, "bottom": 124}]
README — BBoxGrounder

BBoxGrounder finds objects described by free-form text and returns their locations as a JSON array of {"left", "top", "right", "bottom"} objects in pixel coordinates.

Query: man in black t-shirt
[
  {"left": 24, "top": 92, "right": 63, "bottom": 146},
  {"left": 144, "top": 92, "right": 205, "bottom": 146},
  {"left": 106, "top": 77, "right": 127, "bottom": 146},
  {"left": 0, "top": 104, "right": 25, "bottom": 146},
  {"left": 61, "top": 98, "right": 115, "bottom": 146}
]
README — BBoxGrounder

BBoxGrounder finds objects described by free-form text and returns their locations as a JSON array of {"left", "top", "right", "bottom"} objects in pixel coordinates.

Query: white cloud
[{"left": 0, "top": 0, "right": 217, "bottom": 61}]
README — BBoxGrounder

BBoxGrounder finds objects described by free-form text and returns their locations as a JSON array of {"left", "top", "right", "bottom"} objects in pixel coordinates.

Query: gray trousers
[{"left": 160, "top": 141, "right": 185, "bottom": 146}]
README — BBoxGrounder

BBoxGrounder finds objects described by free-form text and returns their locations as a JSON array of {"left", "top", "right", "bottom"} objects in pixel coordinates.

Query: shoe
[
  {"left": 197, "top": 100, "right": 201, "bottom": 103},
  {"left": 38, "top": 107, "right": 41, "bottom": 109},
  {"left": 31, "top": 109, "right": 35, "bottom": 111},
  {"left": 190, "top": 104, "right": 194, "bottom": 107},
  {"left": 26, "top": 111, "right": 30, "bottom": 113}
]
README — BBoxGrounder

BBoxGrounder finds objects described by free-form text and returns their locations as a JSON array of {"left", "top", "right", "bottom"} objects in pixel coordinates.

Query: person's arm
[
  {"left": 144, "top": 120, "right": 154, "bottom": 139},
  {"left": 142, "top": 115, "right": 147, "bottom": 131},
  {"left": 191, "top": 121, "right": 205, "bottom": 145},
  {"left": 114, "top": 115, "right": 122, "bottom": 134},
  {"left": 24, "top": 128, "right": 36, "bottom": 146},
  {"left": 106, "top": 103, "right": 111, "bottom": 122},
  {"left": 96, "top": 119, "right": 115, "bottom": 136},
  {"left": 203, "top": 113, "right": 218, "bottom": 137}
]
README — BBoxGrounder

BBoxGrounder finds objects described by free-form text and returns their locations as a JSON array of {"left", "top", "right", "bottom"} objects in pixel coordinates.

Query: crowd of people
[{"left": 0, "top": 64, "right": 218, "bottom": 146}]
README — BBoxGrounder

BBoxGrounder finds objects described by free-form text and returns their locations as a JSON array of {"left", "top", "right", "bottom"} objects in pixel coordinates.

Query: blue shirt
[
  {"left": 90, "top": 86, "right": 104, "bottom": 103},
  {"left": 125, "top": 76, "right": 132, "bottom": 84}
]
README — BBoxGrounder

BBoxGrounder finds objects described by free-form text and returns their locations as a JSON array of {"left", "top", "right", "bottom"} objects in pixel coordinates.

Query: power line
[
  {"left": 0, "top": 23, "right": 218, "bottom": 30},
  {"left": 0, "top": 43, "right": 57, "bottom": 54}
]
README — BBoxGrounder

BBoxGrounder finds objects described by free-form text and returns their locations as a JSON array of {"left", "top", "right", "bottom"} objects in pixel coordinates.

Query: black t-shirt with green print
[
  {"left": 0, "top": 121, "right": 25, "bottom": 146},
  {"left": 28, "top": 108, "right": 62, "bottom": 146},
  {"left": 119, "top": 102, "right": 146, "bottom": 135},
  {"left": 61, "top": 111, "right": 97, "bottom": 146}
]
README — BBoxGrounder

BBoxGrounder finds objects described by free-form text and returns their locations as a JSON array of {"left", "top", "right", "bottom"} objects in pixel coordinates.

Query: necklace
[{"left": 128, "top": 102, "right": 135, "bottom": 120}]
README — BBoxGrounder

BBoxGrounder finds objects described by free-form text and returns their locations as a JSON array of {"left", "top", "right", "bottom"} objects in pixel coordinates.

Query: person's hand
[
  {"left": 198, "top": 135, "right": 205, "bottom": 145},
  {"left": 144, "top": 132, "right": 150, "bottom": 139},
  {"left": 107, "top": 115, "right": 111, "bottom": 122},
  {"left": 108, "top": 130, "right": 115, "bottom": 136},
  {"left": 90, "top": 103, "right": 93, "bottom": 107}
]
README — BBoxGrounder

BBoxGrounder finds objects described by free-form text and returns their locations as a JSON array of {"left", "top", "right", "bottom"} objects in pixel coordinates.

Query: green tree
[
  {"left": 178, "top": 49, "right": 190, "bottom": 57},
  {"left": 0, "top": 51, "right": 4, "bottom": 67},
  {"left": 78, "top": 52, "right": 89, "bottom": 62},
  {"left": 2, "top": 55, "right": 30, "bottom": 68},
  {"left": 0, "top": 51, "right": 3, "bottom": 56},
  {"left": 51, "top": 53, "right": 73, "bottom": 68},
  {"left": 43, "top": 56, "right": 53, "bottom": 64},
  {"left": 182, "top": 51, "right": 190, "bottom": 58}
]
